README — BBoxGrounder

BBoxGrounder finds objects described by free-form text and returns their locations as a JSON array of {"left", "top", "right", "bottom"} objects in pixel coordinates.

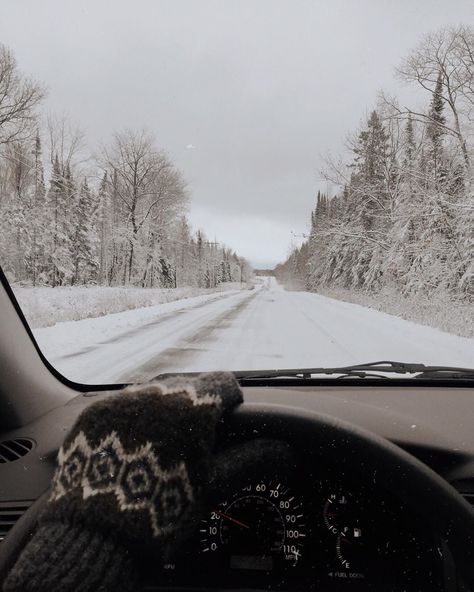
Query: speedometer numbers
[{"left": 200, "top": 481, "right": 305, "bottom": 571}]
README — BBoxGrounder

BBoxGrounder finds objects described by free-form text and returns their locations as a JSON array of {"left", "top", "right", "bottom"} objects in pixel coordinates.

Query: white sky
[{"left": 1, "top": 0, "right": 473, "bottom": 267}]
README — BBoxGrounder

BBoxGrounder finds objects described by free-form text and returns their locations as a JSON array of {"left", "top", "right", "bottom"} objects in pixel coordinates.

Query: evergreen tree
[
  {"left": 352, "top": 110, "right": 389, "bottom": 230},
  {"left": 29, "top": 131, "right": 47, "bottom": 285},
  {"left": 427, "top": 72, "right": 446, "bottom": 184},
  {"left": 403, "top": 113, "right": 415, "bottom": 170},
  {"left": 341, "top": 111, "right": 390, "bottom": 288},
  {"left": 47, "top": 154, "right": 74, "bottom": 286},
  {"left": 384, "top": 114, "right": 419, "bottom": 292},
  {"left": 97, "top": 172, "right": 110, "bottom": 285},
  {"left": 72, "top": 178, "right": 97, "bottom": 284}
]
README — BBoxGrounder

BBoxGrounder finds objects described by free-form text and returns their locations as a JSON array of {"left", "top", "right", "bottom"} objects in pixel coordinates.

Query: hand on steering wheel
[{"left": 3, "top": 372, "right": 244, "bottom": 592}]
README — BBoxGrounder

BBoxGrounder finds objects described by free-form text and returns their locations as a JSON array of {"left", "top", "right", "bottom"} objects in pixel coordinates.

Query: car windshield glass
[{"left": 0, "top": 1, "right": 473, "bottom": 385}]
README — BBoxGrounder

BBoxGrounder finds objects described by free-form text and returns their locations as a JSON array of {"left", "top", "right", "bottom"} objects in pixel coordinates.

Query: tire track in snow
[
  {"left": 119, "top": 289, "right": 258, "bottom": 381},
  {"left": 48, "top": 289, "right": 257, "bottom": 383},
  {"left": 55, "top": 290, "right": 243, "bottom": 361}
]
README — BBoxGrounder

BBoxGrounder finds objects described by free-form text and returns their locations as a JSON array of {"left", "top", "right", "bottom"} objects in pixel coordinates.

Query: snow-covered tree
[{"left": 71, "top": 178, "right": 98, "bottom": 284}]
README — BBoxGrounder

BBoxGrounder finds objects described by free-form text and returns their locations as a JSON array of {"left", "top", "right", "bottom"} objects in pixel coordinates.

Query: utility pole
[
  {"left": 238, "top": 258, "right": 244, "bottom": 287},
  {"left": 204, "top": 240, "right": 219, "bottom": 288}
]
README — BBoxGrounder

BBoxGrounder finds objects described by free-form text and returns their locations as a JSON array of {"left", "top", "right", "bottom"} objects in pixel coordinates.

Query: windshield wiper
[{"left": 235, "top": 360, "right": 474, "bottom": 380}]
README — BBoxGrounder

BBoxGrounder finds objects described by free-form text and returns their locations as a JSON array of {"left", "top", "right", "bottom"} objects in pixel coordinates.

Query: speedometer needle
[{"left": 215, "top": 510, "right": 250, "bottom": 529}]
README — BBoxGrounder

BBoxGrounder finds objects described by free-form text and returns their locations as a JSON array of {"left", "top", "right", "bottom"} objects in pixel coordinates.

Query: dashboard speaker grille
[
  {"left": 0, "top": 438, "right": 35, "bottom": 463},
  {"left": 0, "top": 501, "right": 33, "bottom": 542}
]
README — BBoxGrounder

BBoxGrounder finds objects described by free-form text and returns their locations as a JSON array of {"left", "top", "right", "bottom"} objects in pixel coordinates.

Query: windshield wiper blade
[
  {"left": 236, "top": 360, "right": 474, "bottom": 380},
  {"left": 412, "top": 367, "right": 474, "bottom": 379}
]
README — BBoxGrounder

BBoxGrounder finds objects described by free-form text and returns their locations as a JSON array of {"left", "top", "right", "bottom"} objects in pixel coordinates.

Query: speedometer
[{"left": 200, "top": 480, "right": 305, "bottom": 571}]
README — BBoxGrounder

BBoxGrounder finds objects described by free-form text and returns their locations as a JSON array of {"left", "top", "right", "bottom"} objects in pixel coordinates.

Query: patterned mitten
[{"left": 3, "top": 371, "right": 243, "bottom": 592}]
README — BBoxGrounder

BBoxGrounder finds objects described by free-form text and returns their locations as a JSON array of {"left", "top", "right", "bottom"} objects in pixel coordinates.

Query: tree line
[
  {"left": 276, "top": 25, "right": 473, "bottom": 302},
  {"left": 0, "top": 45, "right": 251, "bottom": 289}
]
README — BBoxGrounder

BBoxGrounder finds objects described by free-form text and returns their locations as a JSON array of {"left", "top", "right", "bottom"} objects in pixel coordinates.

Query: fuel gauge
[{"left": 336, "top": 525, "right": 366, "bottom": 571}]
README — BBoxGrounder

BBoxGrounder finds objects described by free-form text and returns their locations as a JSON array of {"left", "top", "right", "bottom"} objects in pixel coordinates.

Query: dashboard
[
  {"left": 146, "top": 450, "right": 445, "bottom": 591},
  {"left": 1, "top": 384, "right": 473, "bottom": 591}
]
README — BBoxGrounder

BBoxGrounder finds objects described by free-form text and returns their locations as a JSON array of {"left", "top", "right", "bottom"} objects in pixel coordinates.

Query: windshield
[{"left": 0, "top": 1, "right": 473, "bottom": 384}]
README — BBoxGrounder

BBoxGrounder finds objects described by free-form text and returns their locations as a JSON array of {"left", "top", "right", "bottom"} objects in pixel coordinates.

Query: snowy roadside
[
  {"left": 31, "top": 288, "right": 254, "bottom": 366},
  {"left": 11, "top": 283, "right": 246, "bottom": 329},
  {"left": 311, "top": 286, "right": 474, "bottom": 339},
  {"left": 30, "top": 280, "right": 474, "bottom": 385}
]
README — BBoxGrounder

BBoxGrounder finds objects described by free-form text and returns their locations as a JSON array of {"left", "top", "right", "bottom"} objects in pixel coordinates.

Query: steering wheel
[{"left": 1, "top": 403, "right": 473, "bottom": 589}]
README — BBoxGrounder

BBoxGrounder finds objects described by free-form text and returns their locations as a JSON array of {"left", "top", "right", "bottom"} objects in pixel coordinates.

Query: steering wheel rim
[
  {"left": 225, "top": 403, "right": 474, "bottom": 588},
  {"left": 1, "top": 402, "right": 473, "bottom": 589}
]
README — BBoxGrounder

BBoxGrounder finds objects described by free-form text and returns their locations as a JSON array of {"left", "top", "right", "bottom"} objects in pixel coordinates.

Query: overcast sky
[{"left": 1, "top": 0, "right": 473, "bottom": 267}]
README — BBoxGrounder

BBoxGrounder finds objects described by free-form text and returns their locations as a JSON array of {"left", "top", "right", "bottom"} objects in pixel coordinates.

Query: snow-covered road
[{"left": 34, "top": 278, "right": 474, "bottom": 384}]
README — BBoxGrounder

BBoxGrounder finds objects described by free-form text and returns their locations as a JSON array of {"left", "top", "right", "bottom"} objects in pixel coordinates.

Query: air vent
[
  {"left": 0, "top": 501, "right": 33, "bottom": 542},
  {"left": 0, "top": 438, "right": 35, "bottom": 463}
]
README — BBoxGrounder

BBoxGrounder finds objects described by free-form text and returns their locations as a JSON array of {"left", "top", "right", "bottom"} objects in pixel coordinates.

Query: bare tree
[
  {"left": 101, "top": 129, "right": 188, "bottom": 284},
  {"left": 46, "top": 113, "right": 86, "bottom": 171},
  {"left": 0, "top": 44, "right": 44, "bottom": 146},
  {"left": 397, "top": 26, "right": 474, "bottom": 167}
]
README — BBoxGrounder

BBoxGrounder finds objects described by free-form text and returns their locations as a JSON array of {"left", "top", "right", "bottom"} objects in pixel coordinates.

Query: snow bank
[
  {"left": 312, "top": 286, "right": 474, "bottom": 339},
  {"left": 33, "top": 289, "right": 255, "bottom": 372},
  {"left": 12, "top": 283, "right": 244, "bottom": 329}
]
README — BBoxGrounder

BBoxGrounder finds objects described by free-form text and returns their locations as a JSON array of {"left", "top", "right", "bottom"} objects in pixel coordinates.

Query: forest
[
  {"left": 0, "top": 45, "right": 251, "bottom": 290},
  {"left": 276, "top": 25, "right": 473, "bottom": 305}
]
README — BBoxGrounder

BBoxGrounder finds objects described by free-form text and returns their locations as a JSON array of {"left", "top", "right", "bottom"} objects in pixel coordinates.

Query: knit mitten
[{"left": 3, "top": 371, "right": 243, "bottom": 592}]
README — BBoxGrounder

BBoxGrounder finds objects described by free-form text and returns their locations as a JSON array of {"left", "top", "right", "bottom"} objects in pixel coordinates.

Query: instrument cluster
[{"left": 148, "top": 467, "right": 447, "bottom": 591}]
